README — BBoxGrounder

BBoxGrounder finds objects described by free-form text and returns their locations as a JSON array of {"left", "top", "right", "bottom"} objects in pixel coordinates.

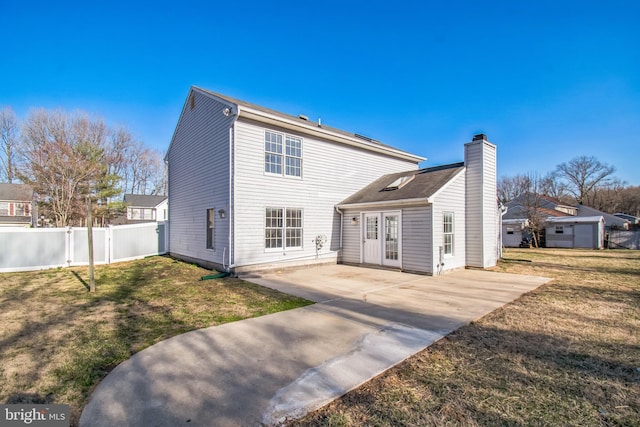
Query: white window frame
[
  {"left": 264, "top": 130, "right": 302, "bottom": 178},
  {"left": 443, "top": 211, "right": 454, "bottom": 255},
  {"left": 0, "top": 202, "right": 32, "bottom": 217},
  {"left": 265, "top": 207, "right": 303, "bottom": 251},
  {"left": 128, "top": 207, "right": 156, "bottom": 220},
  {"left": 264, "top": 131, "right": 283, "bottom": 175},
  {"left": 14, "top": 202, "right": 28, "bottom": 216},
  {"left": 206, "top": 208, "right": 215, "bottom": 250}
]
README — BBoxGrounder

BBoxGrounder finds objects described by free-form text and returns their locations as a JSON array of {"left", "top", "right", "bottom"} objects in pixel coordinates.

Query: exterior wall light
[{"left": 218, "top": 209, "right": 226, "bottom": 219}]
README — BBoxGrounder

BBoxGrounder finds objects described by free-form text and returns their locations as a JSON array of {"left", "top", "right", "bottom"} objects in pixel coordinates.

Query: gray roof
[
  {"left": 194, "top": 87, "right": 424, "bottom": 162},
  {"left": 614, "top": 213, "right": 638, "bottom": 224},
  {"left": 0, "top": 183, "right": 34, "bottom": 201},
  {"left": 123, "top": 194, "right": 167, "bottom": 208},
  {"left": 338, "top": 162, "right": 465, "bottom": 207},
  {"left": 576, "top": 204, "right": 629, "bottom": 228},
  {"left": 546, "top": 215, "right": 604, "bottom": 224}
]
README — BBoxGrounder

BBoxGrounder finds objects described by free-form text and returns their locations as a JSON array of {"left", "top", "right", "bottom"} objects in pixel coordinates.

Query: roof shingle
[{"left": 338, "top": 162, "right": 465, "bottom": 206}]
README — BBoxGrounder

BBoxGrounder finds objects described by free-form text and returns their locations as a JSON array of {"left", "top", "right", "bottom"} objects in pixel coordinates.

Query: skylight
[{"left": 385, "top": 175, "right": 414, "bottom": 190}]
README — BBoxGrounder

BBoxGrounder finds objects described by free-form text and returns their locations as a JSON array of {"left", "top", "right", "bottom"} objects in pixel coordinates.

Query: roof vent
[
  {"left": 472, "top": 133, "right": 487, "bottom": 141},
  {"left": 354, "top": 133, "right": 375, "bottom": 143},
  {"left": 298, "top": 114, "right": 308, "bottom": 121}
]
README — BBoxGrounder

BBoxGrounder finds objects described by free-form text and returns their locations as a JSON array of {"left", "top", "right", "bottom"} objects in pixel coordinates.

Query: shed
[
  {"left": 502, "top": 218, "right": 529, "bottom": 248},
  {"left": 545, "top": 216, "right": 605, "bottom": 249}
]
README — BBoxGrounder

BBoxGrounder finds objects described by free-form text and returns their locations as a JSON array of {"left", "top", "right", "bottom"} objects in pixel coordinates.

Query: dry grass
[
  {"left": 0, "top": 256, "right": 311, "bottom": 426},
  {"left": 290, "top": 249, "right": 640, "bottom": 427}
]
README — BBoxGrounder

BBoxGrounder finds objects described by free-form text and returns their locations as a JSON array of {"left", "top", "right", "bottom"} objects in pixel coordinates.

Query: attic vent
[
  {"left": 354, "top": 133, "right": 375, "bottom": 143},
  {"left": 298, "top": 114, "right": 308, "bottom": 121},
  {"left": 384, "top": 175, "right": 414, "bottom": 190},
  {"left": 190, "top": 94, "right": 195, "bottom": 110}
]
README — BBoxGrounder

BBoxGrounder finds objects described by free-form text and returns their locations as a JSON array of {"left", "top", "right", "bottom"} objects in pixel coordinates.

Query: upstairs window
[
  {"left": 264, "top": 131, "right": 283, "bottom": 174},
  {"left": 285, "top": 136, "right": 302, "bottom": 177},
  {"left": 265, "top": 130, "right": 302, "bottom": 177}
]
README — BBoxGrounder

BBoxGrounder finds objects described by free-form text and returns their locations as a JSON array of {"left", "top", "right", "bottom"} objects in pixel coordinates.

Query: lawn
[
  {"left": 0, "top": 256, "right": 311, "bottom": 426},
  {"left": 290, "top": 249, "right": 640, "bottom": 427}
]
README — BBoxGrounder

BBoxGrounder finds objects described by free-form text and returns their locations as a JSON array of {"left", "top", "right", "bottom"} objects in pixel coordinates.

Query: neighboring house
[
  {"left": 614, "top": 213, "right": 638, "bottom": 225},
  {"left": 502, "top": 193, "right": 623, "bottom": 248},
  {"left": 123, "top": 194, "right": 168, "bottom": 223},
  {"left": 0, "top": 183, "right": 35, "bottom": 228},
  {"left": 166, "top": 86, "right": 498, "bottom": 274},
  {"left": 574, "top": 204, "right": 629, "bottom": 230}
]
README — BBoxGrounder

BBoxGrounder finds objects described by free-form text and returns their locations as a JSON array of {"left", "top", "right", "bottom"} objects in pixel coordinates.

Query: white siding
[
  {"left": 432, "top": 172, "right": 466, "bottom": 272},
  {"left": 341, "top": 209, "right": 361, "bottom": 264},
  {"left": 401, "top": 206, "right": 432, "bottom": 274},
  {"left": 233, "top": 119, "right": 417, "bottom": 269},
  {"left": 464, "top": 140, "right": 497, "bottom": 268},
  {"left": 167, "top": 90, "right": 235, "bottom": 268},
  {"left": 340, "top": 206, "right": 432, "bottom": 274}
]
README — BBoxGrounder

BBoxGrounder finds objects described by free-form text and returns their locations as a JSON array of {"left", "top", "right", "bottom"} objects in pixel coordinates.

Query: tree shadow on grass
[
  {"left": 1, "top": 259, "right": 193, "bottom": 426},
  {"left": 71, "top": 271, "right": 90, "bottom": 291},
  {"left": 5, "top": 392, "right": 54, "bottom": 404}
]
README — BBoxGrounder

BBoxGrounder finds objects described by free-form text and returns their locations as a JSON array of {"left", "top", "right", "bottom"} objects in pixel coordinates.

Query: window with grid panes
[
  {"left": 443, "top": 211, "right": 454, "bottom": 255},
  {"left": 264, "top": 130, "right": 302, "bottom": 177},
  {"left": 265, "top": 208, "right": 303, "bottom": 250}
]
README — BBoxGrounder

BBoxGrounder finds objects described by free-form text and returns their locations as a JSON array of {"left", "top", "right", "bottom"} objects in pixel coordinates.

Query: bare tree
[
  {"left": 137, "top": 149, "right": 167, "bottom": 196},
  {"left": 498, "top": 174, "right": 531, "bottom": 204},
  {"left": 517, "top": 173, "right": 547, "bottom": 248},
  {"left": 556, "top": 155, "right": 615, "bottom": 205},
  {"left": 0, "top": 107, "right": 20, "bottom": 182},
  {"left": 18, "top": 109, "right": 111, "bottom": 226},
  {"left": 539, "top": 171, "right": 571, "bottom": 203},
  {"left": 590, "top": 178, "right": 626, "bottom": 213},
  {"left": 124, "top": 145, "right": 167, "bottom": 196},
  {"left": 613, "top": 185, "right": 640, "bottom": 217}
]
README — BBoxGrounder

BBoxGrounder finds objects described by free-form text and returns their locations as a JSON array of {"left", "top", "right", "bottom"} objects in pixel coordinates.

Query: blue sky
[{"left": 2, "top": 0, "right": 639, "bottom": 184}]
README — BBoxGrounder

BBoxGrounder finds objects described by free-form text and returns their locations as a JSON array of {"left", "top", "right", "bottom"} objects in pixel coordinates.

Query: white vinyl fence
[{"left": 0, "top": 221, "right": 167, "bottom": 273}]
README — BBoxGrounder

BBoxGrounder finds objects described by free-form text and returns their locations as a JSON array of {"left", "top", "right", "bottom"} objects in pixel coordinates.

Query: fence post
[
  {"left": 87, "top": 197, "right": 95, "bottom": 292},
  {"left": 106, "top": 225, "right": 112, "bottom": 265},
  {"left": 66, "top": 227, "right": 73, "bottom": 266}
]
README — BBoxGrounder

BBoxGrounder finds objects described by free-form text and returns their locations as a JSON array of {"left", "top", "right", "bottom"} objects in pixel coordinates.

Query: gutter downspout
[
  {"left": 499, "top": 204, "right": 508, "bottom": 259},
  {"left": 227, "top": 122, "right": 236, "bottom": 273},
  {"left": 335, "top": 205, "right": 343, "bottom": 261}
]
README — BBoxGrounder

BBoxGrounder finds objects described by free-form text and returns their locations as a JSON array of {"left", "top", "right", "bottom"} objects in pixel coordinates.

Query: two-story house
[
  {"left": 166, "top": 87, "right": 498, "bottom": 274},
  {"left": 0, "top": 183, "right": 35, "bottom": 228}
]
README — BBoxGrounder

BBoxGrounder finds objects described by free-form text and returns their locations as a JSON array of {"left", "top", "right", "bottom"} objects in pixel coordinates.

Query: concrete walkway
[{"left": 80, "top": 266, "right": 550, "bottom": 427}]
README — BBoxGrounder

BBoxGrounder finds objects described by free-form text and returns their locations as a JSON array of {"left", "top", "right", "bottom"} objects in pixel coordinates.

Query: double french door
[{"left": 362, "top": 211, "right": 401, "bottom": 268}]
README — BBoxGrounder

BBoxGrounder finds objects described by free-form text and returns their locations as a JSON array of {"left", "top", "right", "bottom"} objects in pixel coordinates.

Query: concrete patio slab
[{"left": 80, "top": 266, "right": 550, "bottom": 427}]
